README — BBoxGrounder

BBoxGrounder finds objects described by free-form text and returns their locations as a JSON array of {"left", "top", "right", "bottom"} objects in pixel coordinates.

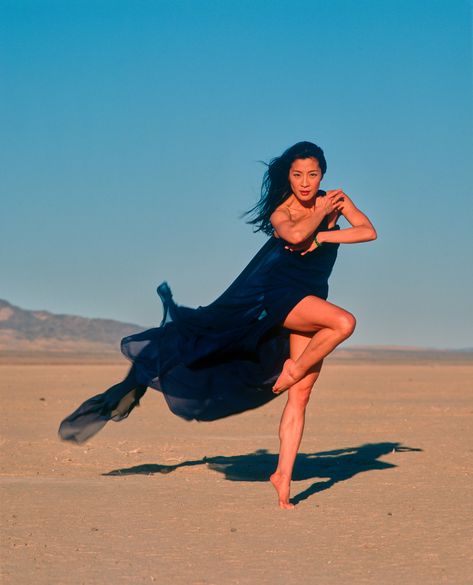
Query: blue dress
[{"left": 58, "top": 219, "right": 340, "bottom": 443}]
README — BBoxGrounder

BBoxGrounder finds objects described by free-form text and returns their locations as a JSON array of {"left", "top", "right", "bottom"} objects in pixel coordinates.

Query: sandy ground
[{"left": 1, "top": 360, "right": 472, "bottom": 585}]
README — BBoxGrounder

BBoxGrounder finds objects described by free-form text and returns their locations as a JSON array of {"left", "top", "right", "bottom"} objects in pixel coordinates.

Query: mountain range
[{"left": 0, "top": 299, "right": 145, "bottom": 353}]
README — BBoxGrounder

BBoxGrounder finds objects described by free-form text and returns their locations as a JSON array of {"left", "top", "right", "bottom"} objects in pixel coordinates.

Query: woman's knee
[{"left": 336, "top": 311, "right": 356, "bottom": 339}]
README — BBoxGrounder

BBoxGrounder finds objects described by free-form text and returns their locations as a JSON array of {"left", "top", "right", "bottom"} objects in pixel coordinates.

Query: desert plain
[{"left": 1, "top": 354, "right": 472, "bottom": 585}]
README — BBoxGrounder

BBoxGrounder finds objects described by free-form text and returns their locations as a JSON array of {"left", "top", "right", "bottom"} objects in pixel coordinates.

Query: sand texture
[{"left": 1, "top": 361, "right": 472, "bottom": 584}]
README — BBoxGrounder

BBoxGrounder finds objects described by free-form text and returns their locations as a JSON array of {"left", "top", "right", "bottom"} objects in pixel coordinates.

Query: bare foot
[
  {"left": 270, "top": 471, "right": 295, "bottom": 509},
  {"left": 272, "top": 359, "right": 301, "bottom": 394}
]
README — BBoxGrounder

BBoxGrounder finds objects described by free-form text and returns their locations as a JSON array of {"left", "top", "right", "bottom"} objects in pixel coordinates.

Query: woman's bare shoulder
[
  {"left": 274, "top": 195, "right": 297, "bottom": 216},
  {"left": 271, "top": 197, "right": 293, "bottom": 220}
]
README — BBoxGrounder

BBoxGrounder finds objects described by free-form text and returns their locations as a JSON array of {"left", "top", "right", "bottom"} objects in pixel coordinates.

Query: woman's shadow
[{"left": 104, "top": 441, "right": 421, "bottom": 505}]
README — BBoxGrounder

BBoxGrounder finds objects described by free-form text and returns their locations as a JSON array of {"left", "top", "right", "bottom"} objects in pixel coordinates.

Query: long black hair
[{"left": 242, "top": 141, "right": 327, "bottom": 236}]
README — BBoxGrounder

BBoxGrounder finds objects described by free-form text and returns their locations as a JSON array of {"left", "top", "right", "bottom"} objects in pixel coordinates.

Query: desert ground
[{"left": 1, "top": 356, "right": 472, "bottom": 584}]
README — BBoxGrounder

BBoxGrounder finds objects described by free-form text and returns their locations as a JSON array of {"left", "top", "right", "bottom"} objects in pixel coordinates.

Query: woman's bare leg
[
  {"left": 273, "top": 296, "right": 356, "bottom": 393},
  {"left": 270, "top": 332, "right": 323, "bottom": 509}
]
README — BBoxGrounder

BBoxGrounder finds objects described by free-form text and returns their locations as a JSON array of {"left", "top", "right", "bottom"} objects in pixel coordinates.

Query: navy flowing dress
[{"left": 58, "top": 217, "right": 340, "bottom": 444}]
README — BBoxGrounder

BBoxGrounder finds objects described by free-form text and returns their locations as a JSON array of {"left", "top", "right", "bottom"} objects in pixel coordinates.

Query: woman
[{"left": 59, "top": 141, "right": 376, "bottom": 509}]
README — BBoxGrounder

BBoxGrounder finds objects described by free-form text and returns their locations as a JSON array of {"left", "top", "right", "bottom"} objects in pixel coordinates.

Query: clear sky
[{"left": 1, "top": 0, "right": 472, "bottom": 349}]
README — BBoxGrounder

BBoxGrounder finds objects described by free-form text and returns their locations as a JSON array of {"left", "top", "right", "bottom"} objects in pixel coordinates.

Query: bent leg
[
  {"left": 273, "top": 295, "right": 355, "bottom": 393},
  {"left": 270, "top": 331, "right": 323, "bottom": 509}
]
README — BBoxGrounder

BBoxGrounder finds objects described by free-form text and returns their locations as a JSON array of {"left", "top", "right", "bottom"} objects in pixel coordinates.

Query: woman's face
[{"left": 288, "top": 157, "right": 323, "bottom": 204}]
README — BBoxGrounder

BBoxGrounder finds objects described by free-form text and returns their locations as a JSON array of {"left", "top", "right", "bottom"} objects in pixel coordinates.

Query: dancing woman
[{"left": 59, "top": 141, "right": 376, "bottom": 509}]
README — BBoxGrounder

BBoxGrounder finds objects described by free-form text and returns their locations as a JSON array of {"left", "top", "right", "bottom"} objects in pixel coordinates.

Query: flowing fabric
[{"left": 59, "top": 221, "right": 340, "bottom": 443}]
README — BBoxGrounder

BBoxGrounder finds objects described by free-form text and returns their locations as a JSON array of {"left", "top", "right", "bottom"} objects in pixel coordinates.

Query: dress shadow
[{"left": 103, "top": 441, "right": 422, "bottom": 505}]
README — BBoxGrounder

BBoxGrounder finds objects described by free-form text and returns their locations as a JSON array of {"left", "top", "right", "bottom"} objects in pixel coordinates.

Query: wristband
[{"left": 314, "top": 234, "right": 323, "bottom": 248}]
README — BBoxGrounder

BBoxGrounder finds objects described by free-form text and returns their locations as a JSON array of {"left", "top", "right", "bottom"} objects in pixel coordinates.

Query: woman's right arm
[
  {"left": 270, "top": 207, "right": 325, "bottom": 245},
  {"left": 270, "top": 190, "right": 344, "bottom": 245}
]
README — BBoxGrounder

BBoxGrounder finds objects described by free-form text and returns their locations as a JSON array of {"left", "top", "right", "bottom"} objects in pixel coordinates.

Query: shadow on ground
[{"left": 103, "top": 442, "right": 422, "bottom": 505}]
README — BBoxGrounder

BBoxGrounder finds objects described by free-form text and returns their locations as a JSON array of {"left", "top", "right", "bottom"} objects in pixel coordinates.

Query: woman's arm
[
  {"left": 317, "top": 192, "right": 377, "bottom": 244},
  {"left": 270, "top": 190, "right": 344, "bottom": 245}
]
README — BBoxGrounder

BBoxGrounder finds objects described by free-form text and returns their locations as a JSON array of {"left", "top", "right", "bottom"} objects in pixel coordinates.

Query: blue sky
[{"left": 1, "top": 0, "right": 472, "bottom": 348}]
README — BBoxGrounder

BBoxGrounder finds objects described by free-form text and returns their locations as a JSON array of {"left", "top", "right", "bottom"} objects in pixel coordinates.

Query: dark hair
[{"left": 242, "top": 141, "right": 327, "bottom": 236}]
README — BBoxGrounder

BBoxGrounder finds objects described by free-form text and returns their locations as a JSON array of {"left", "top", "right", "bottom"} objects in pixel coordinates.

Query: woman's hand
[
  {"left": 296, "top": 240, "right": 318, "bottom": 255},
  {"left": 284, "top": 238, "right": 318, "bottom": 256},
  {"left": 316, "top": 189, "right": 345, "bottom": 215}
]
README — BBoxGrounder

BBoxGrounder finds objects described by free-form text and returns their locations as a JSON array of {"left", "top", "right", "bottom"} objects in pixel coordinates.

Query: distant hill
[
  {"left": 0, "top": 299, "right": 145, "bottom": 354},
  {"left": 330, "top": 345, "right": 473, "bottom": 363}
]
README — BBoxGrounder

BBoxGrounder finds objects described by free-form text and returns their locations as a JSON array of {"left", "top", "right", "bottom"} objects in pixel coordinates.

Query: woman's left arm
[{"left": 317, "top": 191, "right": 377, "bottom": 244}]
